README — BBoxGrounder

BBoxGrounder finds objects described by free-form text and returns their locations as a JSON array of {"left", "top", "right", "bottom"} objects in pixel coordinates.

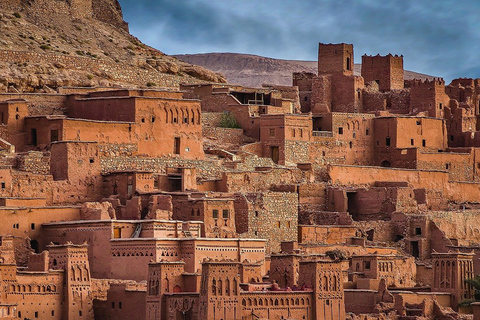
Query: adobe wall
[
  {"left": 318, "top": 43, "right": 354, "bottom": 76},
  {"left": 331, "top": 74, "right": 364, "bottom": 113},
  {"left": 374, "top": 116, "right": 447, "bottom": 151},
  {"left": 361, "top": 54, "right": 404, "bottom": 91},
  {"left": 408, "top": 78, "right": 450, "bottom": 118},
  {"left": 310, "top": 75, "right": 332, "bottom": 113},
  {"left": 293, "top": 72, "right": 314, "bottom": 113},
  {"left": 0, "top": 206, "right": 81, "bottom": 252},
  {"left": 298, "top": 225, "right": 356, "bottom": 244},
  {"left": 311, "top": 113, "right": 375, "bottom": 166},
  {"left": 0, "top": 93, "right": 67, "bottom": 115},
  {"left": 328, "top": 165, "right": 448, "bottom": 192},
  {"left": 416, "top": 151, "right": 472, "bottom": 181}
]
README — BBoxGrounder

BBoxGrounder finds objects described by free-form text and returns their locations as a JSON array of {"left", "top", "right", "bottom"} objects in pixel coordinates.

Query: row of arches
[
  {"left": 112, "top": 251, "right": 154, "bottom": 257},
  {"left": 11, "top": 284, "right": 56, "bottom": 293},
  {"left": 212, "top": 278, "right": 238, "bottom": 296},
  {"left": 242, "top": 296, "right": 310, "bottom": 307},
  {"left": 379, "top": 261, "right": 394, "bottom": 273},
  {"left": 70, "top": 264, "right": 90, "bottom": 282},
  {"left": 163, "top": 107, "right": 201, "bottom": 125}
]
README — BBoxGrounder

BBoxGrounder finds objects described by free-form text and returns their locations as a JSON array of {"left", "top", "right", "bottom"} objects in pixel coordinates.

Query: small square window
[
  {"left": 366, "top": 129, "right": 369, "bottom": 135},
  {"left": 222, "top": 209, "right": 229, "bottom": 219},
  {"left": 31, "top": 223, "right": 35, "bottom": 230},
  {"left": 386, "top": 137, "right": 391, "bottom": 146},
  {"left": 422, "top": 139, "right": 426, "bottom": 147},
  {"left": 212, "top": 209, "right": 218, "bottom": 219},
  {"left": 411, "top": 139, "right": 414, "bottom": 146},
  {"left": 415, "top": 227, "right": 422, "bottom": 235},
  {"left": 338, "top": 127, "right": 343, "bottom": 134},
  {"left": 1, "top": 182, "right": 5, "bottom": 189},
  {"left": 269, "top": 128, "right": 275, "bottom": 137}
]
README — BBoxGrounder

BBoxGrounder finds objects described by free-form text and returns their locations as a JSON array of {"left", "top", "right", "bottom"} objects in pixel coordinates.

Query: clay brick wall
[
  {"left": 416, "top": 151, "right": 472, "bottom": 181},
  {"left": 331, "top": 74, "right": 364, "bottom": 113},
  {"left": 310, "top": 75, "right": 332, "bottom": 113},
  {"left": 318, "top": 43, "right": 354, "bottom": 76},
  {"left": 293, "top": 72, "right": 314, "bottom": 113},
  {"left": 408, "top": 78, "right": 450, "bottom": 118},
  {"left": 311, "top": 113, "right": 375, "bottom": 166},
  {"left": 374, "top": 117, "right": 447, "bottom": 151},
  {"left": 298, "top": 225, "right": 356, "bottom": 244},
  {"left": 361, "top": 54, "right": 404, "bottom": 91}
]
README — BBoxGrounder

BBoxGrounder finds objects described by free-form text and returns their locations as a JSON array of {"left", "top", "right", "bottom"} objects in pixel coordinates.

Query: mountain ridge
[{"left": 174, "top": 52, "right": 435, "bottom": 88}]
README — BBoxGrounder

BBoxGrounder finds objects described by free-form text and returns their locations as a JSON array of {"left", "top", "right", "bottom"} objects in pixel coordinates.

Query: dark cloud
[{"left": 118, "top": 0, "right": 480, "bottom": 83}]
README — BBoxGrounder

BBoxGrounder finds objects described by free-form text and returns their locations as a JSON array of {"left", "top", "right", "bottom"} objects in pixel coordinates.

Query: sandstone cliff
[
  {"left": 175, "top": 53, "right": 434, "bottom": 88},
  {"left": 0, "top": 0, "right": 226, "bottom": 92}
]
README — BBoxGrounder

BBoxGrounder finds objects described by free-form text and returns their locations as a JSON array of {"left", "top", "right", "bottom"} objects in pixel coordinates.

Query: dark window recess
[
  {"left": 212, "top": 209, "right": 219, "bottom": 219},
  {"left": 450, "top": 135, "right": 454, "bottom": 142},
  {"left": 31, "top": 128, "right": 37, "bottom": 146},
  {"left": 422, "top": 139, "right": 426, "bottom": 147},
  {"left": 174, "top": 137, "right": 181, "bottom": 154},
  {"left": 386, "top": 137, "right": 391, "bottom": 146},
  {"left": 1, "top": 182, "right": 5, "bottom": 189},
  {"left": 338, "top": 127, "right": 343, "bottom": 134},
  {"left": 366, "top": 129, "right": 369, "bottom": 135},
  {"left": 50, "top": 129, "right": 59, "bottom": 142},
  {"left": 411, "top": 139, "right": 414, "bottom": 146},
  {"left": 222, "top": 209, "right": 229, "bottom": 219},
  {"left": 31, "top": 223, "right": 35, "bottom": 230},
  {"left": 415, "top": 227, "right": 422, "bottom": 235},
  {"left": 89, "top": 158, "right": 94, "bottom": 164}
]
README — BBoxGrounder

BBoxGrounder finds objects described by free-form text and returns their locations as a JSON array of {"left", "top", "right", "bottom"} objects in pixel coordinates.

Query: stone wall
[
  {"left": 101, "top": 156, "right": 224, "bottom": 180},
  {"left": 202, "top": 127, "right": 244, "bottom": 146},
  {"left": 201, "top": 112, "right": 223, "bottom": 127},
  {"left": 16, "top": 151, "right": 50, "bottom": 174},
  {"left": 235, "top": 191, "right": 298, "bottom": 253},
  {"left": 0, "top": 50, "right": 196, "bottom": 88}
]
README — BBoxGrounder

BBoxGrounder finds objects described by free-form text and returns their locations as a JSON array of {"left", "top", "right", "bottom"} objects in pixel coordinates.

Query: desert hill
[
  {"left": 174, "top": 52, "right": 435, "bottom": 88},
  {"left": 0, "top": 0, "right": 225, "bottom": 92}
]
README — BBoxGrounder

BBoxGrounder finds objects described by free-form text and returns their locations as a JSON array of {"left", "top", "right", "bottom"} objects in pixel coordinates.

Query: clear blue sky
[{"left": 119, "top": 0, "right": 480, "bottom": 83}]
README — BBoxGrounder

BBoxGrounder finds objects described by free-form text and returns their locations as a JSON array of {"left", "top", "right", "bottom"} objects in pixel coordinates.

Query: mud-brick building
[
  {"left": 259, "top": 113, "right": 312, "bottom": 165},
  {"left": 0, "top": 236, "right": 95, "bottom": 320},
  {"left": 146, "top": 258, "right": 344, "bottom": 320}
]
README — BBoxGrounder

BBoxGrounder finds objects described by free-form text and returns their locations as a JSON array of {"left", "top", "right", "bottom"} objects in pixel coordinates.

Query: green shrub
[
  {"left": 13, "top": 12, "right": 21, "bottom": 19},
  {"left": 146, "top": 82, "right": 156, "bottom": 87},
  {"left": 219, "top": 112, "right": 241, "bottom": 129}
]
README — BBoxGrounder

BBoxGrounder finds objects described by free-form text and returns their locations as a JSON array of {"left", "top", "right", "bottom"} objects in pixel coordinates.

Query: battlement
[{"left": 406, "top": 77, "right": 445, "bottom": 87}]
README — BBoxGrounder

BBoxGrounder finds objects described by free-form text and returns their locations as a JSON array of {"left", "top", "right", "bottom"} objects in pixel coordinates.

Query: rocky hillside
[
  {"left": 175, "top": 53, "right": 434, "bottom": 88},
  {"left": 0, "top": 0, "right": 225, "bottom": 92}
]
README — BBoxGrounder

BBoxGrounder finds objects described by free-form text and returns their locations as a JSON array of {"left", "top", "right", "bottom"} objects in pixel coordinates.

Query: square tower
[{"left": 318, "top": 43, "right": 354, "bottom": 76}]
